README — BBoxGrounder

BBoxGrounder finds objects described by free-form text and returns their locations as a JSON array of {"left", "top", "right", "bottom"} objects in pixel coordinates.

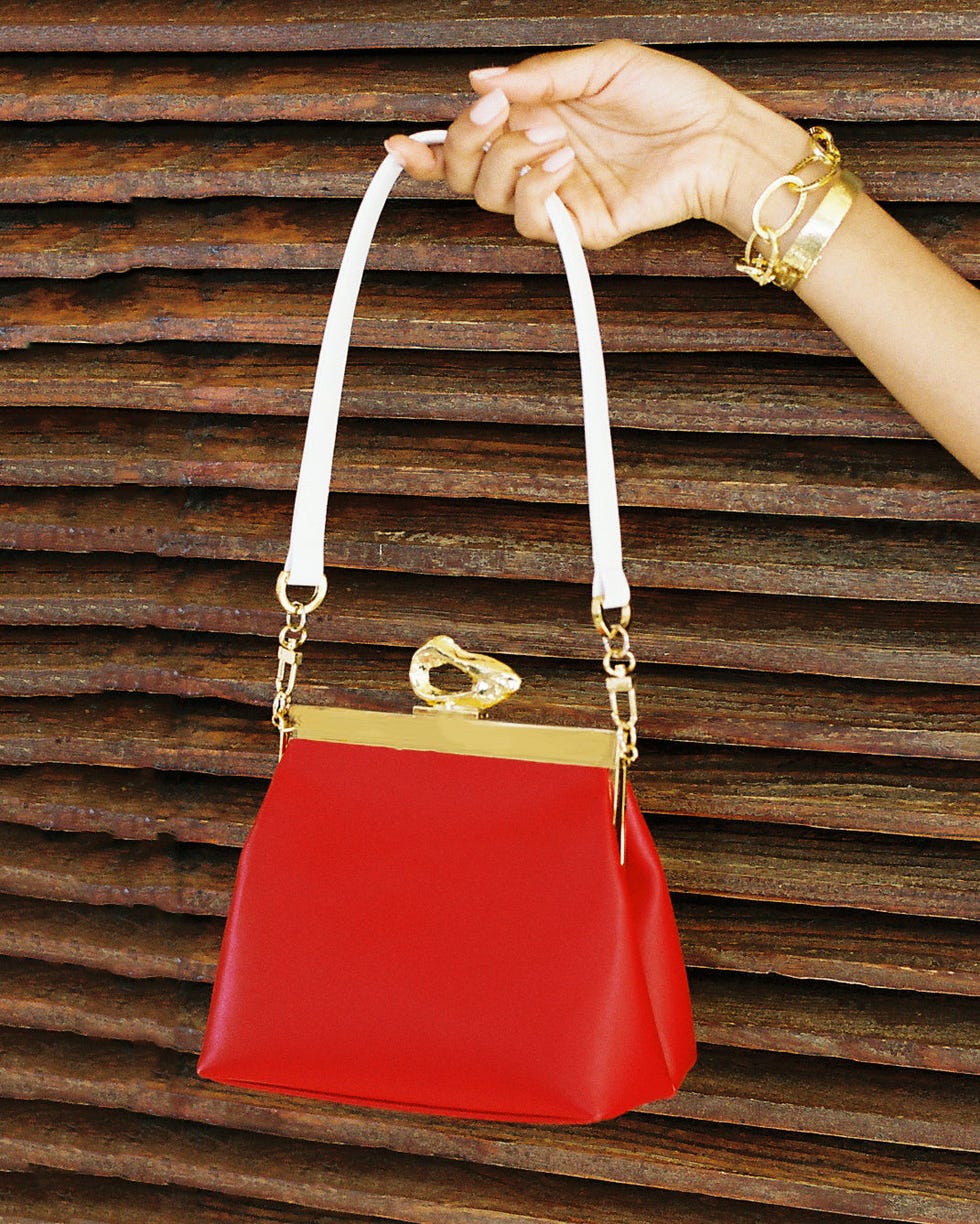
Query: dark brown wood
[
  {"left": 653, "top": 1045, "right": 980, "bottom": 1151},
  {"left": 3, "top": 489, "right": 978, "bottom": 603},
  {"left": 2, "top": 199, "right": 976, "bottom": 280},
  {"left": 1, "top": 1, "right": 978, "bottom": 50},
  {"left": 660, "top": 821, "right": 980, "bottom": 920},
  {"left": 0, "top": 47, "right": 977, "bottom": 124},
  {"left": 2, "top": 555, "right": 978, "bottom": 685},
  {"left": 0, "top": 122, "right": 973, "bottom": 205},
  {"left": 0, "top": 1172, "right": 377, "bottom": 1224},
  {"left": 673, "top": 896, "right": 980, "bottom": 991},
  {"left": 4, "top": 953, "right": 977, "bottom": 1072},
  {"left": 692, "top": 971, "right": 980, "bottom": 1074},
  {"left": 3, "top": 409, "right": 977, "bottom": 521},
  {"left": 0, "top": 344, "right": 931, "bottom": 439},
  {"left": 1, "top": 1093, "right": 978, "bottom": 1221},
  {"left": 4, "top": 1026, "right": 977, "bottom": 1157},
  {"left": 0, "top": 822, "right": 233, "bottom": 916},
  {"left": 0, "top": 269, "right": 850, "bottom": 356},
  {"left": 2, "top": 809, "right": 976, "bottom": 922},
  {"left": 3, "top": 699, "right": 978, "bottom": 838},
  {"left": 0, "top": 894, "right": 221, "bottom": 983},
  {"left": 0, "top": 763, "right": 262, "bottom": 843},
  {"left": 2, "top": 627, "right": 980, "bottom": 758},
  {"left": 3, "top": 886, "right": 976, "bottom": 993}
]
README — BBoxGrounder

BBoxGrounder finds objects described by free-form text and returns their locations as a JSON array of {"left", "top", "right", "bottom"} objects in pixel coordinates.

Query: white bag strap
[{"left": 283, "top": 129, "right": 631, "bottom": 610}]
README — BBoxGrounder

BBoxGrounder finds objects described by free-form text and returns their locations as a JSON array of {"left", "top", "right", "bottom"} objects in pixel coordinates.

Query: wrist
[{"left": 711, "top": 94, "right": 816, "bottom": 241}]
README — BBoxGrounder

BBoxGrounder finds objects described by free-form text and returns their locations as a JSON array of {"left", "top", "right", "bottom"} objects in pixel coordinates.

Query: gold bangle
[
  {"left": 771, "top": 169, "right": 863, "bottom": 290},
  {"left": 736, "top": 125, "right": 842, "bottom": 287}
]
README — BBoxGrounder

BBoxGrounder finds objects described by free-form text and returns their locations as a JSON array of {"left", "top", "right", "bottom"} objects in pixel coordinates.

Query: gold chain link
[
  {"left": 271, "top": 571, "right": 328, "bottom": 757},
  {"left": 736, "top": 126, "right": 842, "bottom": 287},
  {"left": 592, "top": 598, "right": 639, "bottom": 863}
]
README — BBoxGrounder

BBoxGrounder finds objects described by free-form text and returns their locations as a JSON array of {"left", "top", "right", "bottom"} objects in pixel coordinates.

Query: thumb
[{"left": 469, "top": 41, "right": 635, "bottom": 107}]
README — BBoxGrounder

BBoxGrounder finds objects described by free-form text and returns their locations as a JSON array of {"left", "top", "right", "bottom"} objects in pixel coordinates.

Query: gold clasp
[
  {"left": 593, "top": 596, "right": 639, "bottom": 865},
  {"left": 410, "top": 635, "right": 521, "bottom": 717}
]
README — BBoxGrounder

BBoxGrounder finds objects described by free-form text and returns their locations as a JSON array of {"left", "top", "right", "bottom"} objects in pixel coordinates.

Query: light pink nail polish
[
  {"left": 470, "top": 88, "right": 508, "bottom": 126},
  {"left": 525, "top": 124, "right": 565, "bottom": 146},
  {"left": 542, "top": 146, "right": 575, "bottom": 173},
  {"left": 470, "top": 66, "right": 509, "bottom": 81}
]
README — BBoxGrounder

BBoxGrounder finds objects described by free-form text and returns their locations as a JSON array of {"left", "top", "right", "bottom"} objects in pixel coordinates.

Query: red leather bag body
[
  {"left": 198, "top": 734, "right": 696, "bottom": 1124},
  {"left": 197, "top": 130, "right": 696, "bottom": 1124}
]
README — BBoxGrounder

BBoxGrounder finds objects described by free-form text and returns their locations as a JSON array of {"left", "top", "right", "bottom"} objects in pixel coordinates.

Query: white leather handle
[{"left": 284, "top": 129, "right": 631, "bottom": 610}]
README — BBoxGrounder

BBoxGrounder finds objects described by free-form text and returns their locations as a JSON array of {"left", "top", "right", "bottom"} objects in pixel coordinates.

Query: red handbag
[{"left": 198, "top": 132, "right": 696, "bottom": 1124}]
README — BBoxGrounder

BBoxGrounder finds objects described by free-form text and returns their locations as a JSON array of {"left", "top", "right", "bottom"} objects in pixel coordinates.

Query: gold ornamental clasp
[{"left": 410, "top": 635, "right": 521, "bottom": 717}]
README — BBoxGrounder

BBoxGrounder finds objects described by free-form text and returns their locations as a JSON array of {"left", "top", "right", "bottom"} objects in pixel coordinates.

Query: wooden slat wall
[{"left": 0, "top": 4, "right": 978, "bottom": 1222}]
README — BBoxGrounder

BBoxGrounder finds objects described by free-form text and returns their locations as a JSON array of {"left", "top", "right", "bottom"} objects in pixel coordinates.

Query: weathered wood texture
[
  {"left": 3, "top": 490, "right": 979, "bottom": 603},
  {"left": 0, "top": 123, "right": 976, "bottom": 205},
  {"left": 1, "top": 12, "right": 978, "bottom": 1224},
  {"left": 3, "top": 628, "right": 980, "bottom": 759},
  {"left": 0, "top": 269, "right": 880, "bottom": 355},
  {"left": 2, "top": 703, "right": 978, "bottom": 838},
  {"left": 0, "top": 343, "right": 936, "bottom": 438},
  {"left": 3, "top": 409, "right": 979, "bottom": 521},
  {"left": 1, "top": 1, "right": 979, "bottom": 49},
  {"left": 3, "top": 886, "right": 978, "bottom": 994},
  {"left": 1, "top": 200, "right": 977, "bottom": 280},
  {"left": 2, "top": 1093, "right": 979, "bottom": 1222},
  {"left": 2, "top": 556, "right": 978, "bottom": 684},
  {"left": 0, "top": 47, "right": 978, "bottom": 123},
  {"left": 3, "top": 813, "right": 976, "bottom": 922},
  {"left": 4, "top": 1026, "right": 978, "bottom": 1153},
  {"left": 6, "top": 956, "right": 978, "bottom": 1075}
]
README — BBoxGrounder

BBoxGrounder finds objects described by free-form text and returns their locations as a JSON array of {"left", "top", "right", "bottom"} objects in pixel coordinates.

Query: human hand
[{"left": 384, "top": 39, "right": 811, "bottom": 249}]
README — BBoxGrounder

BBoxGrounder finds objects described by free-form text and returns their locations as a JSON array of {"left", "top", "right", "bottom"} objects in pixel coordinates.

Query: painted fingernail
[
  {"left": 542, "top": 146, "right": 575, "bottom": 173},
  {"left": 525, "top": 123, "right": 566, "bottom": 145},
  {"left": 470, "top": 66, "right": 509, "bottom": 81},
  {"left": 470, "top": 88, "right": 508, "bottom": 126}
]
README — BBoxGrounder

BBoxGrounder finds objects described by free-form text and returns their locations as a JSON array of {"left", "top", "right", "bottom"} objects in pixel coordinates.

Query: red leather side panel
[{"left": 199, "top": 737, "right": 695, "bottom": 1123}]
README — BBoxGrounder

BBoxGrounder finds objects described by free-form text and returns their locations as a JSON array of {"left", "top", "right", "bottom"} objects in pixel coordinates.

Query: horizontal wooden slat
[
  {"left": 5, "top": 410, "right": 978, "bottom": 521},
  {"left": 2, "top": 200, "right": 977, "bottom": 280},
  {"left": 0, "top": 893, "right": 220, "bottom": 982},
  {"left": 4, "top": 1026, "right": 978, "bottom": 1157},
  {"left": 2, "top": 1093, "right": 978, "bottom": 1222},
  {"left": 4, "top": 954, "right": 978, "bottom": 1074},
  {"left": 3, "top": 557, "right": 978, "bottom": 686},
  {"left": 0, "top": 344, "right": 932, "bottom": 438},
  {"left": 1, "top": 1, "right": 978, "bottom": 50},
  {"left": 0, "top": 1172, "right": 377, "bottom": 1224},
  {"left": 3, "top": 629, "right": 980, "bottom": 758},
  {"left": 0, "top": 270, "right": 854, "bottom": 356},
  {"left": 0, "top": 47, "right": 977, "bottom": 124},
  {"left": 3, "top": 883, "right": 977, "bottom": 994},
  {"left": 2, "top": 813, "right": 975, "bottom": 922},
  {"left": 3, "top": 702, "right": 978, "bottom": 838},
  {"left": 0, "top": 122, "right": 974, "bottom": 204},
  {"left": 4, "top": 490, "right": 978, "bottom": 602}
]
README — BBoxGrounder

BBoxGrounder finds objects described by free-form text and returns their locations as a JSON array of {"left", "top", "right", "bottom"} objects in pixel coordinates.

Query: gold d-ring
[{"left": 276, "top": 570, "right": 328, "bottom": 616}]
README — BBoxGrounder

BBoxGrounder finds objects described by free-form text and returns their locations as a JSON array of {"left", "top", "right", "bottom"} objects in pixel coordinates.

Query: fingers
[
  {"left": 511, "top": 150, "right": 579, "bottom": 245},
  {"left": 472, "top": 124, "right": 570, "bottom": 214},
  {"left": 469, "top": 40, "right": 638, "bottom": 106},
  {"left": 382, "top": 134, "right": 444, "bottom": 182},
  {"left": 441, "top": 88, "right": 510, "bottom": 195},
  {"left": 385, "top": 87, "right": 512, "bottom": 194}
]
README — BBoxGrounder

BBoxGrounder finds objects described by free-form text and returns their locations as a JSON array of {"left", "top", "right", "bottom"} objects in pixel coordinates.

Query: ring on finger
[
  {"left": 518, "top": 164, "right": 532, "bottom": 177},
  {"left": 481, "top": 140, "right": 493, "bottom": 154}
]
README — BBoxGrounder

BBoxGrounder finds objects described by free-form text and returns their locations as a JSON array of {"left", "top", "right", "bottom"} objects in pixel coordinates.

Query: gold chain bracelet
[{"left": 736, "top": 126, "right": 844, "bottom": 289}]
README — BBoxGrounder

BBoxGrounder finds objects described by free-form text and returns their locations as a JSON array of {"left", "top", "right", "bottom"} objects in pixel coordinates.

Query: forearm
[
  {"left": 795, "top": 193, "right": 980, "bottom": 478},
  {"left": 719, "top": 97, "right": 980, "bottom": 478}
]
